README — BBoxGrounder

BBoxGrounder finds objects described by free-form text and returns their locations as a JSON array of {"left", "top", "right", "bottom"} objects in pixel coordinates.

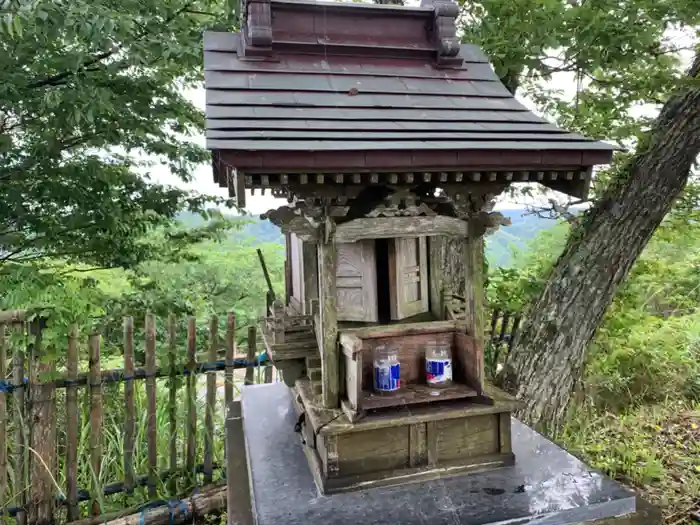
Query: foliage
[
  {"left": 461, "top": 0, "right": 698, "bottom": 140},
  {"left": 487, "top": 220, "right": 570, "bottom": 311},
  {"left": 0, "top": 0, "right": 238, "bottom": 268},
  {"left": 489, "top": 195, "right": 700, "bottom": 411},
  {"left": 0, "top": 215, "right": 285, "bottom": 365},
  {"left": 461, "top": 0, "right": 699, "bottom": 214},
  {"left": 560, "top": 402, "right": 700, "bottom": 523}
]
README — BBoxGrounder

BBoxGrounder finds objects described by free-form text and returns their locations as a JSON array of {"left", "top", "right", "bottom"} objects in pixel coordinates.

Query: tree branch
[
  {"left": 27, "top": 49, "right": 117, "bottom": 89},
  {"left": 54, "top": 266, "right": 111, "bottom": 276},
  {"left": 25, "top": 2, "right": 195, "bottom": 90},
  {"left": 525, "top": 199, "right": 588, "bottom": 223}
]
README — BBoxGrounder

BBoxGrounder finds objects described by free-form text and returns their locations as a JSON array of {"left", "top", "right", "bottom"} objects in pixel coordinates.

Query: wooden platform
[
  {"left": 361, "top": 382, "right": 478, "bottom": 411},
  {"left": 293, "top": 379, "right": 520, "bottom": 494},
  {"left": 235, "top": 383, "right": 659, "bottom": 525}
]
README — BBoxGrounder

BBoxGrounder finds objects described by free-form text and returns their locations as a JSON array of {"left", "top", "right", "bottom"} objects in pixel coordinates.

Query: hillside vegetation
[
  {"left": 487, "top": 209, "right": 700, "bottom": 522},
  {"left": 177, "top": 209, "right": 554, "bottom": 268}
]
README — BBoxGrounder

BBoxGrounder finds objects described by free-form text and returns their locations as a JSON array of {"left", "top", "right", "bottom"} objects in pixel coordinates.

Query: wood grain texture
[
  {"left": 335, "top": 217, "right": 467, "bottom": 243},
  {"left": 225, "top": 313, "right": 236, "bottom": 408},
  {"left": 318, "top": 234, "right": 339, "bottom": 408},
  {"left": 389, "top": 236, "right": 429, "bottom": 320},
  {"left": 409, "top": 423, "right": 427, "bottom": 468},
  {"left": 322, "top": 452, "right": 512, "bottom": 494},
  {"left": 297, "top": 378, "right": 515, "bottom": 436},
  {"left": 299, "top": 390, "right": 513, "bottom": 494},
  {"left": 167, "top": 314, "right": 178, "bottom": 493},
  {"left": 359, "top": 331, "right": 454, "bottom": 388},
  {"left": 344, "top": 352, "right": 363, "bottom": 413},
  {"left": 123, "top": 318, "right": 136, "bottom": 494},
  {"left": 65, "top": 326, "right": 80, "bottom": 521},
  {"left": 186, "top": 317, "right": 197, "bottom": 484},
  {"left": 12, "top": 345, "right": 26, "bottom": 525},
  {"left": 336, "top": 241, "right": 378, "bottom": 322},
  {"left": 246, "top": 327, "right": 256, "bottom": 386},
  {"left": 204, "top": 316, "right": 218, "bottom": 484},
  {"left": 463, "top": 223, "right": 485, "bottom": 383},
  {"left": 206, "top": 119, "right": 560, "bottom": 132},
  {"left": 29, "top": 325, "right": 56, "bottom": 525},
  {"left": 0, "top": 325, "right": 6, "bottom": 521},
  {"left": 290, "top": 233, "right": 304, "bottom": 306},
  {"left": 339, "top": 332, "right": 362, "bottom": 357},
  {"left": 454, "top": 330, "right": 484, "bottom": 392},
  {"left": 206, "top": 90, "right": 528, "bottom": 111},
  {"left": 346, "top": 320, "right": 457, "bottom": 339},
  {"left": 209, "top": 130, "right": 593, "bottom": 141},
  {"left": 301, "top": 240, "right": 319, "bottom": 314},
  {"left": 336, "top": 426, "right": 409, "bottom": 476},
  {"left": 426, "top": 421, "right": 438, "bottom": 466},
  {"left": 361, "top": 383, "right": 477, "bottom": 410},
  {"left": 145, "top": 314, "right": 158, "bottom": 498},
  {"left": 435, "top": 414, "right": 499, "bottom": 461},
  {"left": 88, "top": 334, "right": 103, "bottom": 517},
  {"left": 499, "top": 412, "right": 512, "bottom": 454}
]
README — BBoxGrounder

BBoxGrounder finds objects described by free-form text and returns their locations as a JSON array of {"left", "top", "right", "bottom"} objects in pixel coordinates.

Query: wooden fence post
[
  {"left": 167, "top": 315, "right": 178, "bottom": 495},
  {"left": 65, "top": 326, "right": 80, "bottom": 522},
  {"left": 245, "top": 327, "right": 256, "bottom": 386},
  {"left": 204, "top": 316, "right": 218, "bottom": 484},
  {"left": 123, "top": 318, "right": 135, "bottom": 495},
  {"left": 12, "top": 341, "right": 26, "bottom": 525},
  {"left": 29, "top": 319, "right": 57, "bottom": 525},
  {"left": 145, "top": 314, "right": 157, "bottom": 499},
  {"left": 88, "top": 333, "right": 103, "bottom": 517},
  {"left": 186, "top": 317, "right": 197, "bottom": 486},
  {"left": 225, "top": 313, "right": 235, "bottom": 408},
  {"left": 0, "top": 324, "right": 6, "bottom": 525}
]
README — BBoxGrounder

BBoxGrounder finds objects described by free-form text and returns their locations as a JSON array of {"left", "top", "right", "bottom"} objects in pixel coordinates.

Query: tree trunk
[{"left": 498, "top": 52, "right": 700, "bottom": 432}]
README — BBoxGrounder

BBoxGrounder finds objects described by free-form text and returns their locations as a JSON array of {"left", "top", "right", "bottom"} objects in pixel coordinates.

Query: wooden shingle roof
[{"left": 204, "top": 0, "right": 616, "bottom": 201}]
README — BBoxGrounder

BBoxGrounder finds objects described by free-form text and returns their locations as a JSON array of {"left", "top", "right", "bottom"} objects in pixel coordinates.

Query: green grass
[
  {"left": 560, "top": 401, "right": 700, "bottom": 524},
  {"left": 0, "top": 369, "right": 272, "bottom": 523}
]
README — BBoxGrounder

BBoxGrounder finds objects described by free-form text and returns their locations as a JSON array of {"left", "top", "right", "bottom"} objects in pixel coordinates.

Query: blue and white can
[
  {"left": 374, "top": 360, "right": 401, "bottom": 392},
  {"left": 426, "top": 357, "right": 452, "bottom": 386}
]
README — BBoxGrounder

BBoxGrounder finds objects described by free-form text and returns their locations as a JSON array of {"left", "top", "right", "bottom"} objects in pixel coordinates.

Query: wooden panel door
[
  {"left": 289, "top": 233, "right": 304, "bottom": 311},
  {"left": 336, "top": 241, "right": 378, "bottom": 322},
  {"left": 390, "top": 236, "right": 429, "bottom": 320}
]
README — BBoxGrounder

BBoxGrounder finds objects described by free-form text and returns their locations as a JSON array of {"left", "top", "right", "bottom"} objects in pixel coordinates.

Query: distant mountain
[
  {"left": 176, "top": 209, "right": 558, "bottom": 267},
  {"left": 176, "top": 211, "right": 284, "bottom": 245},
  {"left": 487, "top": 209, "right": 559, "bottom": 267}
]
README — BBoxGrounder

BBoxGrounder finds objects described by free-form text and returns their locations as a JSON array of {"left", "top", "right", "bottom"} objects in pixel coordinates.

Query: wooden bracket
[
  {"left": 227, "top": 168, "right": 246, "bottom": 209},
  {"left": 240, "top": 0, "right": 273, "bottom": 58},
  {"left": 421, "top": 0, "right": 463, "bottom": 67}
]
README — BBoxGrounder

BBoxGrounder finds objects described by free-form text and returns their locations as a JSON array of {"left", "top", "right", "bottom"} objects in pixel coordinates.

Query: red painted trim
[{"left": 218, "top": 149, "right": 613, "bottom": 171}]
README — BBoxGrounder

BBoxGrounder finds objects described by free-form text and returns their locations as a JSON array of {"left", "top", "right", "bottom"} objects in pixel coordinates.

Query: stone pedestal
[{"left": 226, "top": 383, "right": 660, "bottom": 525}]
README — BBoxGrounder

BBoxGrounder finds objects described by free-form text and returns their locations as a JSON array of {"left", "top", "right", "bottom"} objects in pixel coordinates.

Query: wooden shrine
[{"left": 204, "top": 0, "right": 615, "bottom": 495}]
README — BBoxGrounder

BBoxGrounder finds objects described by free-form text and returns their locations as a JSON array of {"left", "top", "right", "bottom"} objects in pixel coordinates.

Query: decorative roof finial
[
  {"left": 240, "top": 0, "right": 273, "bottom": 57},
  {"left": 421, "top": 0, "right": 462, "bottom": 66}
]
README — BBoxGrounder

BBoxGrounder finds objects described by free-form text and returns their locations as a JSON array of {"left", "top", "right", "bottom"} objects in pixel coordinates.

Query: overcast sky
[{"left": 146, "top": 6, "right": 695, "bottom": 217}]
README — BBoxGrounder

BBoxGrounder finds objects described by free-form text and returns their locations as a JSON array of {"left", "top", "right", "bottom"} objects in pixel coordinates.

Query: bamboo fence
[{"left": 0, "top": 311, "right": 273, "bottom": 525}]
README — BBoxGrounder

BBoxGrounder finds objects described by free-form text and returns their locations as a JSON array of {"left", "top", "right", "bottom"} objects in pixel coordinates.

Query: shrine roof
[{"left": 204, "top": 0, "right": 616, "bottom": 201}]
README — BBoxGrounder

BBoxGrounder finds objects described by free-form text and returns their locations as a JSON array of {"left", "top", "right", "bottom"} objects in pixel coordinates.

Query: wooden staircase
[{"left": 261, "top": 301, "right": 322, "bottom": 389}]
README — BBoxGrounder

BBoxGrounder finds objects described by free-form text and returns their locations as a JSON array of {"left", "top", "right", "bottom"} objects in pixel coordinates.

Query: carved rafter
[
  {"left": 439, "top": 185, "right": 511, "bottom": 237},
  {"left": 364, "top": 187, "right": 438, "bottom": 218},
  {"left": 262, "top": 182, "right": 512, "bottom": 240},
  {"left": 261, "top": 199, "right": 348, "bottom": 241}
]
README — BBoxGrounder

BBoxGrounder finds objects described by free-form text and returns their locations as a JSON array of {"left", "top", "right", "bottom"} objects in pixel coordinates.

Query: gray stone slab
[{"left": 238, "top": 382, "right": 638, "bottom": 525}]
